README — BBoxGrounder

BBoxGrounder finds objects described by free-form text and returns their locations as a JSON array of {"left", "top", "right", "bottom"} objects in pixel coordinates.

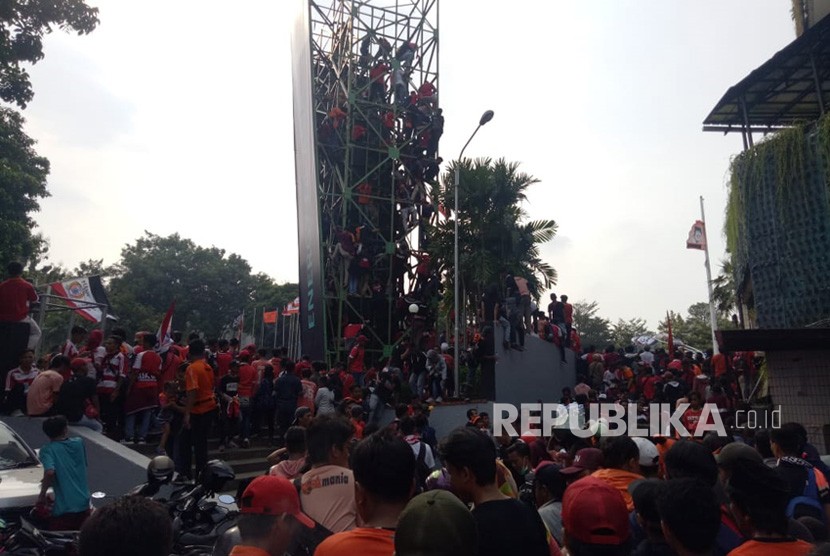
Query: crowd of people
[
  {"left": 5, "top": 260, "right": 830, "bottom": 555},
  {"left": 48, "top": 397, "right": 830, "bottom": 556}
]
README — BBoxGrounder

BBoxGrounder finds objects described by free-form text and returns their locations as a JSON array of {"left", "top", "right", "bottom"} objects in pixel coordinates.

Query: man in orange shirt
[
  {"left": 182, "top": 339, "right": 217, "bottom": 480},
  {"left": 591, "top": 437, "right": 644, "bottom": 511},
  {"left": 314, "top": 430, "right": 415, "bottom": 556}
]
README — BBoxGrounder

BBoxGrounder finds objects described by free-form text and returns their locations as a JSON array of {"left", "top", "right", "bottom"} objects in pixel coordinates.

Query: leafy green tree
[
  {"left": 572, "top": 299, "right": 613, "bottom": 349},
  {"left": 0, "top": 1, "right": 98, "bottom": 267},
  {"left": 0, "top": 0, "right": 99, "bottom": 108},
  {"left": 658, "top": 302, "right": 732, "bottom": 352},
  {"left": 0, "top": 108, "right": 50, "bottom": 267},
  {"left": 429, "top": 157, "right": 557, "bottom": 320},
  {"left": 108, "top": 232, "right": 257, "bottom": 336},
  {"left": 611, "top": 317, "right": 653, "bottom": 349}
]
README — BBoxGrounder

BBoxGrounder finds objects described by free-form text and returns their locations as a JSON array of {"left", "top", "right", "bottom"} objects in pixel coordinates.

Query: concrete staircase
[{"left": 131, "top": 436, "right": 274, "bottom": 494}]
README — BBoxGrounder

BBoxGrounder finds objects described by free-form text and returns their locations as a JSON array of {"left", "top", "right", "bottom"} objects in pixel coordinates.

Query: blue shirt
[{"left": 39, "top": 437, "right": 89, "bottom": 516}]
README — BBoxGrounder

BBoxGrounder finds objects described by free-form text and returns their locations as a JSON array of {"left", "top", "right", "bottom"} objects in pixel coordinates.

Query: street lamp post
[{"left": 454, "top": 110, "right": 494, "bottom": 398}]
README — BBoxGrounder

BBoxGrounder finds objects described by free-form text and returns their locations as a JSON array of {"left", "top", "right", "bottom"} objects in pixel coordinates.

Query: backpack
[
  {"left": 786, "top": 468, "right": 827, "bottom": 521},
  {"left": 414, "top": 442, "right": 430, "bottom": 492},
  {"left": 289, "top": 477, "right": 334, "bottom": 555}
]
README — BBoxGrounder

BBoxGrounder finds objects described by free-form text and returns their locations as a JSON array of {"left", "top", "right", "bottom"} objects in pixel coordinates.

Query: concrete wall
[
  {"left": 768, "top": 350, "right": 830, "bottom": 452},
  {"left": 495, "top": 335, "right": 576, "bottom": 407}
]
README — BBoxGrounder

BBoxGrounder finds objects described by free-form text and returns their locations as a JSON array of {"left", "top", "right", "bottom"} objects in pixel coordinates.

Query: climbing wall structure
[{"left": 292, "top": 0, "right": 442, "bottom": 363}]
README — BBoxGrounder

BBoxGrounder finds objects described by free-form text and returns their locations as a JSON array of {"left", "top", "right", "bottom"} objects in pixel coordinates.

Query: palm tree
[
  {"left": 711, "top": 258, "right": 737, "bottom": 319},
  {"left": 428, "top": 157, "right": 557, "bottom": 322}
]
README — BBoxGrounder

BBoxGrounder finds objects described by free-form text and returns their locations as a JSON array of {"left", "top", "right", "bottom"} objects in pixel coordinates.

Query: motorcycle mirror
[
  {"left": 217, "top": 495, "right": 235, "bottom": 505},
  {"left": 91, "top": 491, "right": 107, "bottom": 499}
]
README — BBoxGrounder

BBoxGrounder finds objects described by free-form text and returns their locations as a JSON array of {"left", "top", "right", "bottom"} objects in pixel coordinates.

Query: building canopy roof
[{"left": 703, "top": 15, "right": 830, "bottom": 134}]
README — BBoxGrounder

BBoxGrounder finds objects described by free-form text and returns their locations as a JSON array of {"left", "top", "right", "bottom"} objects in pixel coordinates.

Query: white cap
[
  {"left": 440, "top": 342, "right": 450, "bottom": 352},
  {"left": 632, "top": 437, "right": 660, "bottom": 468}
]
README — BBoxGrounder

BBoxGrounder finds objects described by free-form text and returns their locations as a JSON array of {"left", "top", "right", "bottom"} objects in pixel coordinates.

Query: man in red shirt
[
  {"left": 214, "top": 339, "right": 232, "bottom": 378},
  {"left": 348, "top": 335, "right": 368, "bottom": 386},
  {"left": 234, "top": 359, "right": 258, "bottom": 448},
  {"left": 0, "top": 262, "right": 41, "bottom": 349},
  {"left": 124, "top": 334, "right": 161, "bottom": 443}
]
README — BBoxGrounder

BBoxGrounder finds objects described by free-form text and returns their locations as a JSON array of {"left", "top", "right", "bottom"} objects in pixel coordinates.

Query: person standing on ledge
[{"left": 0, "top": 261, "right": 41, "bottom": 350}]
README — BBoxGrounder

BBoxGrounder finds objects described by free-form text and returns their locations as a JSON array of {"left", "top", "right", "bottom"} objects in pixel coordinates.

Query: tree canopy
[
  {"left": 659, "top": 302, "right": 732, "bottom": 352},
  {"left": 572, "top": 300, "right": 613, "bottom": 349},
  {"left": 0, "top": 108, "right": 49, "bottom": 267},
  {"left": 96, "top": 232, "right": 298, "bottom": 338},
  {"left": 428, "top": 157, "right": 557, "bottom": 318},
  {"left": 0, "top": 0, "right": 99, "bottom": 108}
]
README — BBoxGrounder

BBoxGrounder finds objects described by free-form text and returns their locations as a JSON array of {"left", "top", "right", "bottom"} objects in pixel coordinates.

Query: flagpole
[
  {"left": 274, "top": 307, "right": 280, "bottom": 349},
  {"left": 700, "top": 196, "right": 720, "bottom": 355}
]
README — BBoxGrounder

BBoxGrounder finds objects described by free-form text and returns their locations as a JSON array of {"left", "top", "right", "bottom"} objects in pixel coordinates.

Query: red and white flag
[
  {"left": 50, "top": 276, "right": 111, "bottom": 323},
  {"left": 686, "top": 220, "right": 707, "bottom": 250},
  {"left": 156, "top": 301, "right": 176, "bottom": 352},
  {"left": 284, "top": 297, "right": 300, "bottom": 316}
]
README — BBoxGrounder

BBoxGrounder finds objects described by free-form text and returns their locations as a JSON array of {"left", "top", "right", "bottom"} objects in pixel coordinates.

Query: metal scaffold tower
[{"left": 295, "top": 0, "right": 442, "bottom": 364}]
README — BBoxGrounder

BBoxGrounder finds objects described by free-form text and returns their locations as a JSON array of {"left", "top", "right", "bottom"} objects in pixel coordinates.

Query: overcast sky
[{"left": 24, "top": 1, "right": 795, "bottom": 329}]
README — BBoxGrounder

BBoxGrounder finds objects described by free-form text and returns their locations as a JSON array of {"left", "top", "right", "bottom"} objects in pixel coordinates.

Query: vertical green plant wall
[{"left": 725, "top": 116, "right": 830, "bottom": 328}]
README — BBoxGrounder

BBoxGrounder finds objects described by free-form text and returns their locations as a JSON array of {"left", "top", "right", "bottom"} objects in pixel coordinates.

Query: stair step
[{"left": 227, "top": 458, "right": 271, "bottom": 476}]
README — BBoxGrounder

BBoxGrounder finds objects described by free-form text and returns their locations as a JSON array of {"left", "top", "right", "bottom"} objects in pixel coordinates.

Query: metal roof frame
[{"left": 703, "top": 15, "right": 830, "bottom": 148}]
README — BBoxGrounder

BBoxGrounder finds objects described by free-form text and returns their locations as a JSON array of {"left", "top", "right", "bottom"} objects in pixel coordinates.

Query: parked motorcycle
[{"left": 0, "top": 457, "right": 238, "bottom": 556}]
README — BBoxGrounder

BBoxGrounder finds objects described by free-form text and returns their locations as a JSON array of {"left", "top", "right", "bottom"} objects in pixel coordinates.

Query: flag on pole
[
  {"left": 263, "top": 310, "right": 278, "bottom": 324},
  {"left": 666, "top": 311, "right": 674, "bottom": 358},
  {"left": 50, "top": 276, "right": 112, "bottom": 323},
  {"left": 232, "top": 311, "right": 245, "bottom": 340},
  {"left": 156, "top": 301, "right": 176, "bottom": 352},
  {"left": 686, "top": 220, "right": 706, "bottom": 250},
  {"left": 284, "top": 297, "right": 300, "bottom": 316}
]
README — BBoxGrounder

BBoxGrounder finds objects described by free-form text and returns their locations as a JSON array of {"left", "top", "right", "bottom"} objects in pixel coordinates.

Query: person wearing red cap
[
  {"left": 560, "top": 447, "right": 604, "bottom": 483},
  {"left": 234, "top": 475, "right": 318, "bottom": 556},
  {"left": 561, "top": 476, "right": 631, "bottom": 555}
]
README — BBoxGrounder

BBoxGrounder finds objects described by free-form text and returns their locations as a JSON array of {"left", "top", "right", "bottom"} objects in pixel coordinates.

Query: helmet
[
  {"left": 200, "top": 460, "right": 235, "bottom": 492},
  {"left": 147, "top": 455, "right": 175, "bottom": 484},
  {"left": 424, "top": 468, "right": 451, "bottom": 491}
]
